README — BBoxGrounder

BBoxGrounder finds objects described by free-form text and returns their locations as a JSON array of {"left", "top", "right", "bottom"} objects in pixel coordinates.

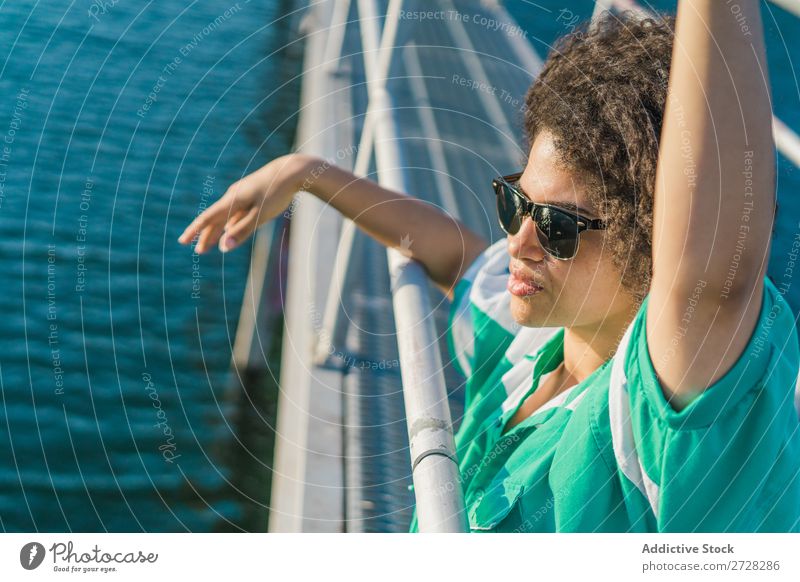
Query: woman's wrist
[{"left": 279, "top": 152, "right": 326, "bottom": 196}]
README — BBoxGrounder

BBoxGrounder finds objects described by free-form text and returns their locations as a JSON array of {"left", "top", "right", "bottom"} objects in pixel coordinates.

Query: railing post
[
  {"left": 351, "top": 0, "right": 468, "bottom": 532},
  {"left": 323, "top": 0, "right": 353, "bottom": 73},
  {"left": 314, "top": 0, "right": 401, "bottom": 365}
]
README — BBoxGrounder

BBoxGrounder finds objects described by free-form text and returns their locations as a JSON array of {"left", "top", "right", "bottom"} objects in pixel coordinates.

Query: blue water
[
  {"left": 0, "top": 0, "right": 303, "bottom": 531},
  {"left": 1, "top": 0, "right": 798, "bottom": 533}
]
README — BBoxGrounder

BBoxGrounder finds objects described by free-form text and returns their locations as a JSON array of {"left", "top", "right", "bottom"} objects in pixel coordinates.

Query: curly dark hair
[{"left": 523, "top": 11, "right": 675, "bottom": 301}]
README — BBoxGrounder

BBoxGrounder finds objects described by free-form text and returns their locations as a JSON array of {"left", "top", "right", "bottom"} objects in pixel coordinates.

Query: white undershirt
[{"left": 501, "top": 367, "right": 579, "bottom": 428}]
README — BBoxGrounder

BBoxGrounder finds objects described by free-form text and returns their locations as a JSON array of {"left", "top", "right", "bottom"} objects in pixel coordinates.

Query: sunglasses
[{"left": 492, "top": 172, "right": 606, "bottom": 260}]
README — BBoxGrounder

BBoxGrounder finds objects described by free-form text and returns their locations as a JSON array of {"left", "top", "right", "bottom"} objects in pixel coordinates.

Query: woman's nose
[{"left": 507, "top": 216, "right": 548, "bottom": 262}]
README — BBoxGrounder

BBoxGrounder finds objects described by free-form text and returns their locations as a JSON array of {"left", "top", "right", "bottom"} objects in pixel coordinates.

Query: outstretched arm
[
  {"left": 178, "top": 153, "right": 488, "bottom": 300},
  {"left": 647, "top": 0, "right": 775, "bottom": 409}
]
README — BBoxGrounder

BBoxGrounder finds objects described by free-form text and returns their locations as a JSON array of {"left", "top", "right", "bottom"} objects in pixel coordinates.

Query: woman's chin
[
  {"left": 510, "top": 294, "right": 565, "bottom": 328},
  {"left": 510, "top": 295, "right": 542, "bottom": 327}
]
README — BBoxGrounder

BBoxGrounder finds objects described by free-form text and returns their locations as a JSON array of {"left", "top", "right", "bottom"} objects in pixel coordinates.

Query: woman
[{"left": 179, "top": 1, "right": 800, "bottom": 532}]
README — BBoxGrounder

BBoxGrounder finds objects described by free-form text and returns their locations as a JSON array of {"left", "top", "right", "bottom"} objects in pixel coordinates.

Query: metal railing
[
  {"left": 313, "top": 0, "right": 468, "bottom": 532},
  {"left": 769, "top": 0, "right": 800, "bottom": 18}
]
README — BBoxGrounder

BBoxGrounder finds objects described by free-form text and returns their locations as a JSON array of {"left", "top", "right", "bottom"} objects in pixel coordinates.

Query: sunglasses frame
[{"left": 492, "top": 172, "right": 606, "bottom": 260}]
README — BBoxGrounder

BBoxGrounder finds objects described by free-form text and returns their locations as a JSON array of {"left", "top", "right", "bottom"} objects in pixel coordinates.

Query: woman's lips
[{"left": 507, "top": 273, "right": 543, "bottom": 297}]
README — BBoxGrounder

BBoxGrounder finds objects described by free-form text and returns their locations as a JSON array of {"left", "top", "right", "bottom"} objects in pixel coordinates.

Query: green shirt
[{"left": 410, "top": 240, "right": 800, "bottom": 532}]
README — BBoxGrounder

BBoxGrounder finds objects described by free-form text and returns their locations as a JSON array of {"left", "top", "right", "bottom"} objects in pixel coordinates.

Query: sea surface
[
  {"left": 0, "top": 0, "right": 798, "bottom": 532},
  {"left": 0, "top": 0, "right": 303, "bottom": 531}
]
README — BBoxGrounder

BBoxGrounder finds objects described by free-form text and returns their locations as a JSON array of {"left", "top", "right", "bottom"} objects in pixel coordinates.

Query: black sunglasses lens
[
  {"left": 495, "top": 177, "right": 584, "bottom": 259},
  {"left": 496, "top": 182, "right": 522, "bottom": 235},
  {"left": 533, "top": 206, "right": 580, "bottom": 259}
]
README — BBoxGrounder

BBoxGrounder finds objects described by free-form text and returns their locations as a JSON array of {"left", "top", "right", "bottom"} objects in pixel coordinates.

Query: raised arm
[
  {"left": 178, "top": 153, "right": 488, "bottom": 299},
  {"left": 647, "top": 0, "right": 775, "bottom": 409}
]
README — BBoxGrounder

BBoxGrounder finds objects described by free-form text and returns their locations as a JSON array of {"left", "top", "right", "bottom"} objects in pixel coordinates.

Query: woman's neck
[{"left": 561, "top": 305, "right": 639, "bottom": 384}]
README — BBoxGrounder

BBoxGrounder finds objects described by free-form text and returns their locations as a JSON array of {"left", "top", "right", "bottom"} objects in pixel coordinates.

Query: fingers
[
  {"left": 178, "top": 178, "right": 264, "bottom": 254},
  {"left": 199, "top": 208, "right": 251, "bottom": 253},
  {"left": 195, "top": 217, "right": 226, "bottom": 254},
  {"left": 178, "top": 191, "right": 243, "bottom": 253},
  {"left": 177, "top": 217, "right": 203, "bottom": 245},
  {"left": 224, "top": 208, "right": 248, "bottom": 232},
  {"left": 177, "top": 200, "right": 226, "bottom": 247},
  {"left": 219, "top": 207, "right": 260, "bottom": 253}
]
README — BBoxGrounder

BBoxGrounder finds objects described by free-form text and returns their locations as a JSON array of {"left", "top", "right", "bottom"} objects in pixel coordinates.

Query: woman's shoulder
[{"left": 620, "top": 274, "right": 799, "bottom": 426}]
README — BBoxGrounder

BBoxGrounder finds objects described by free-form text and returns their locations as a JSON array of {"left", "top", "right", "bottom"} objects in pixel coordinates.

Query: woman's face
[{"left": 507, "top": 130, "right": 637, "bottom": 331}]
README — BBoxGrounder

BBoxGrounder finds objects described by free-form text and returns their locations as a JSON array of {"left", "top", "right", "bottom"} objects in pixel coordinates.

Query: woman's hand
[{"left": 178, "top": 153, "right": 309, "bottom": 253}]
